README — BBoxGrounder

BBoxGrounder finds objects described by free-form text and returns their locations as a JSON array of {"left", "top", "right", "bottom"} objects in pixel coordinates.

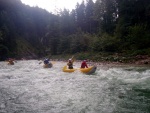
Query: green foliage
[
  {"left": 76, "top": 1, "right": 86, "bottom": 31},
  {"left": 126, "top": 49, "right": 150, "bottom": 56},
  {"left": 0, "top": 44, "right": 9, "bottom": 55},
  {"left": 57, "top": 35, "right": 71, "bottom": 54},
  {"left": 0, "top": 31, "right": 3, "bottom": 40},
  {"left": 126, "top": 24, "right": 150, "bottom": 50},
  {"left": 69, "top": 31, "right": 93, "bottom": 53},
  {"left": 92, "top": 33, "right": 120, "bottom": 52},
  {"left": 0, "top": 0, "right": 150, "bottom": 60},
  {"left": 15, "top": 37, "right": 36, "bottom": 57},
  {"left": 94, "top": 0, "right": 117, "bottom": 34},
  {"left": 75, "top": 52, "right": 92, "bottom": 60}
]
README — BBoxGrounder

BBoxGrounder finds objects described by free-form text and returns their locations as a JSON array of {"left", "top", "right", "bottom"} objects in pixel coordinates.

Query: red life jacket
[{"left": 81, "top": 61, "right": 88, "bottom": 68}]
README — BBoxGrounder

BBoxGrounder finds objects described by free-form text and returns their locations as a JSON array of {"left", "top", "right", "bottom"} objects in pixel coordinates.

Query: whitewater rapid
[{"left": 0, "top": 60, "right": 150, "bottom": 113}]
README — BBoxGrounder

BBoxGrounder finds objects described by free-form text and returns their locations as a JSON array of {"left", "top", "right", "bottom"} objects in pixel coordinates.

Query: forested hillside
[{"left": 0, "top": 0, "right": 150, "bottom": 60}]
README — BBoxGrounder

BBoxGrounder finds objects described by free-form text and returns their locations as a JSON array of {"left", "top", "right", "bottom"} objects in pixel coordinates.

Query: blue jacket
[{"left": 44, "top": 59, "right": 49, "bottom": 64}]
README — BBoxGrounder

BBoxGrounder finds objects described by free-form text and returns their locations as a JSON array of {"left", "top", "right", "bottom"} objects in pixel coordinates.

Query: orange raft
[
  {"left": 8, "top": 62, "right": 14, "bottom": 65},
  {"left": 7, "top": 60, "right": 14, "bottom": 65}
]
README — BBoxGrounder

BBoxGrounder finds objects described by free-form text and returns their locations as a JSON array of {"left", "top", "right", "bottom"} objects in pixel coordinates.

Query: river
[{"left": 0, "top": 60, "right": 150, "bottom": 113}]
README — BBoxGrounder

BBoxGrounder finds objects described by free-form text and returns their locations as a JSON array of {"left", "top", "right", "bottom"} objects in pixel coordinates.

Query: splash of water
[{"left": 0, "top": 60, "right": 150, "bottom": 113}]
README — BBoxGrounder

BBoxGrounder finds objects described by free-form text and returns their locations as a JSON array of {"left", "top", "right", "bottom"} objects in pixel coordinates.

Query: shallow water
[{"left": 0, "top": 60, "right": 150, "bottom": 113}]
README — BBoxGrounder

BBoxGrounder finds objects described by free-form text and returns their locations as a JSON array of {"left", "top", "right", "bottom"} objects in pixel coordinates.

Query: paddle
[
  {"left": 71, "top": 55, "right": 75, "bottom": 63},
  {"left": 38, "top": 59, "right": 43, "bottom": 64},
  {"left": 39, "top": 61, "right": 42, "bottom": 64}
]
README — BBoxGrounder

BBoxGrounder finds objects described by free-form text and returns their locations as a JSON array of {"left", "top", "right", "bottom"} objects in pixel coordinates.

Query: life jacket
[
  {"left": 81, "top": 61, "right": 88, "bottom": 68},
  {"left": 44, "top": 59, "right": 49, "bottom": 64},
  {"left": 67, "top": 61, "right": 73, "bottom": 69}
]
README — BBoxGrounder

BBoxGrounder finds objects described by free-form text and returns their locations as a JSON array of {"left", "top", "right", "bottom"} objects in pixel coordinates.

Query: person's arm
[
  {"left": 67, "top": 62, "right": 69, "bottom": 66},
  {"left": 85, "top": 63, "right": 88, "bottom": 68}
]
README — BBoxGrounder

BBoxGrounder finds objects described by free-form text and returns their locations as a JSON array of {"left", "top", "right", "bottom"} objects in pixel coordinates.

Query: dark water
[{"left": 0, "top": 60, "right": 150, "bottom": 113}]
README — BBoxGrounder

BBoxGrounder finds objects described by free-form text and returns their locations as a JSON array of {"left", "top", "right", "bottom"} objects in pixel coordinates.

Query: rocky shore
[{"left": 86, "top": 55, "right": 150, "bottom": 68}]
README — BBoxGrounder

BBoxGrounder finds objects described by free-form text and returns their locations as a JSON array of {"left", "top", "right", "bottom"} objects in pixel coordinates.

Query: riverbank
[
  {"left": 9, "top": 53, "right": 150, "bottom": 67},
  {"left": 50, "top": 53, "right": 150, "bottom": 66},
  {"left": 95, "top": 55, "right": 150, "bottom": 66}
]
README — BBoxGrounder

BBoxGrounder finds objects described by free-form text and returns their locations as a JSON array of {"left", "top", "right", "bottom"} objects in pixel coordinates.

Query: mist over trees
[{"left": 0, "top": 0, "right": 150, "bottom": 60}]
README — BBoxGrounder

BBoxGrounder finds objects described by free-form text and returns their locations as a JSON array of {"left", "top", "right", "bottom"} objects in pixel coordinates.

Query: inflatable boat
[
  {"left": 80, "top": 66, "right": 97, "bottom": 75},
  {"left": 62, "top": 65, "right": 97, "bottom": 74},
  {"left": 7, "top": 61, "right": 14, "bottom": 65},
  {"left": 43, "top": 63, "right": 53, "bottom": 68}
]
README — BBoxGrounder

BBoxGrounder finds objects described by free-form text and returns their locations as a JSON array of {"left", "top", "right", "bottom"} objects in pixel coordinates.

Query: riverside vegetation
[{"left": 0, "top": 0, "right": 150, "bottom": 64}]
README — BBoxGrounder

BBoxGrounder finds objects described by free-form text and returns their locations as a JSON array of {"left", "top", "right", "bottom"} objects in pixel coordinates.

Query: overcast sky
[{"left": 21, "top": 0, "right": 96, "bottom": 13}]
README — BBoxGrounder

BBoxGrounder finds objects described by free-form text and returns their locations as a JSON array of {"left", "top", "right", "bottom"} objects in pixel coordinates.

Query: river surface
[{"left": 0, "top": 60, "right": 150, "bottom": 113}]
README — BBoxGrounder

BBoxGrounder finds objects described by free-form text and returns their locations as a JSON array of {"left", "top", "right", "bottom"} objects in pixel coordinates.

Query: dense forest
[{"left": 0, "top": 0, "right": 150, "bottom": 61}]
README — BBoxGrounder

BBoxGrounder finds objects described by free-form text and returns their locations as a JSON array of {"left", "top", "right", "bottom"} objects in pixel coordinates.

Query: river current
[{"left": 0, "top": 60, "right": 150, "bottom": 113}]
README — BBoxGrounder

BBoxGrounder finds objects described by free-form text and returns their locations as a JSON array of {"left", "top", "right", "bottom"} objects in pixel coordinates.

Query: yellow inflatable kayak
[
  {"left": 62, "top": 66, "right": 77, "bottom": 72},
  {"left": 80, "top": 66, "right": 97, "bottom": 74},
  {"left": 62, "top": 65, "right": 97, "bottom": 74}
]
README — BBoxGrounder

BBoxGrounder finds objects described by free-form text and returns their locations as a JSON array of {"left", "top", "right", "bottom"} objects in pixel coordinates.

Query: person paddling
[
  {"left": 81, "top": 60, "right": 88, "bottom": 68},
  {"left": 8, "top": 58, "right": 15, "bottom": 65},
  {"left": 67, "top": 57, "right": 74, "bottom": 69},
  {"left": 43, "top": 58, "right": 52, "bottom": 68}
]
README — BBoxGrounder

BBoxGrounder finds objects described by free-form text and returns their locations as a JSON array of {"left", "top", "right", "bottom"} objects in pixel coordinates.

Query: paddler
[
  {"left": 43, "top": 58, "right": 52, "bottom": 68},
  {"left": 67, "top": 56, "right": 74, "bottom": 69},
  {"left": 80, "top": 60, "right": 88, "bottom": 68},
  {"left": 8, "top": 58, "right": 15, "bottom": 65}
]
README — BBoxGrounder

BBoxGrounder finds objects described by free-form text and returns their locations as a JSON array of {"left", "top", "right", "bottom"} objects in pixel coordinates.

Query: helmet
[
  {"left": 69, "top": 59, "right": 71, "bottom": 61},
  {"left": 45, "top": 58, "right": 49, "bottom": 61},
  {"left": 84, "top": 60, "right": 87, "bottom": 62}
]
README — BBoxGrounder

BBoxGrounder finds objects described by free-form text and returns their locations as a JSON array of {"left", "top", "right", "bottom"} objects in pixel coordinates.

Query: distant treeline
[{"left": 0, "top": 0, "right": 150, "bottom": 60}]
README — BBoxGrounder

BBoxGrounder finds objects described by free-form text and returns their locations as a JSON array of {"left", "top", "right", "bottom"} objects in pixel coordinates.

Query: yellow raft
[
  {"left": 63, "top": 66, "right": 76, "bottom": 72},
  {"left": 63, "top": 65, "right": 97, "bottom": 74}
]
